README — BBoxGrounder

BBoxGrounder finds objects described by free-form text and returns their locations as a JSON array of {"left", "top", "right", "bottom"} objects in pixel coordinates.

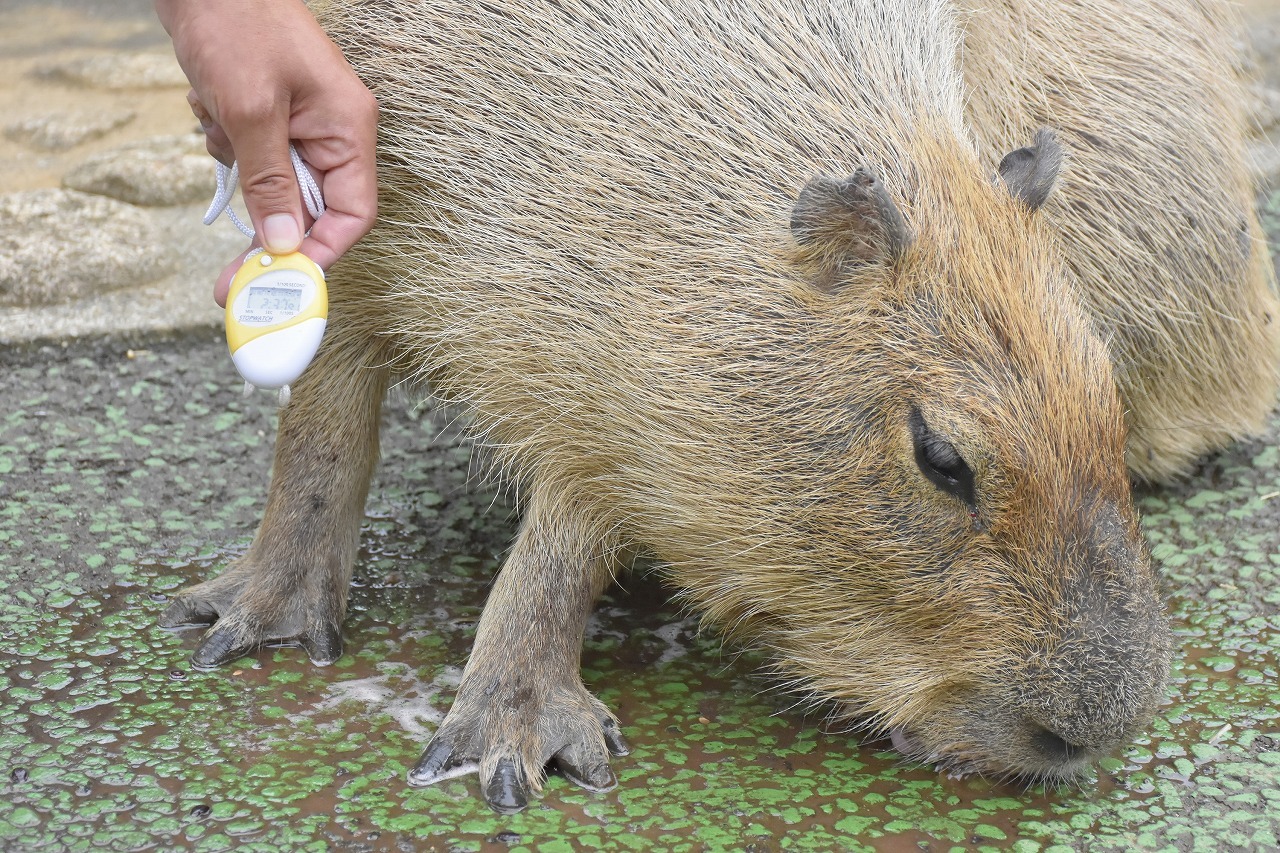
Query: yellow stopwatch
[{"left": 225, "top": 251, "right": 327, "bottom": 392}]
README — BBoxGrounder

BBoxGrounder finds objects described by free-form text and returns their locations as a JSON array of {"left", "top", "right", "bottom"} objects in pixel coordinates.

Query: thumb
[{"left": 229, "top": 115, "right": 305, "bottom": 255}]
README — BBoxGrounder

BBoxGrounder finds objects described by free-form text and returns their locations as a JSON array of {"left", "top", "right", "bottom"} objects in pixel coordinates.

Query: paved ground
[
  {"left": 4, "top": 309, "right": 1280, "bottom": 852},
  {"left": 3, "top": 2, "right": 1280, "bottom": 852}
]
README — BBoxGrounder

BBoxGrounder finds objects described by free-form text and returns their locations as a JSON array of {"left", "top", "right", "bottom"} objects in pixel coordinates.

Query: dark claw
[
  {"left": 408, "top": 737, "right": 469, "bottom": 786},
  {"left": 190, "top": 626, "right": 255, "bottom": 669},
  {"left": 602, "top": 719, "right": 631, "bottom": 757},
  {"left": 157, "top": 597, "right": 219, "bottom": 630},
  {"left": 300, "top": 625, "right": 343, "bottom": 665},
  {"left": 556, "top": 751, "right": 617, "bottom": 793},
  {"left": 483, "top": 759, "right": 529, "bottom": 815}
]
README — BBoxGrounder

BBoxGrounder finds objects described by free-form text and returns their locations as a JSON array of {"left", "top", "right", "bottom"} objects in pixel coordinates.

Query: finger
[
  {"left": 186, "top": 89, "right": 207, "bottom": 124},
  {"left": 188, "top": 90, "right": 233, "bottom": 165},
  {"left": 299, "top": 205, "right": 375, "bottom": 273},
  {"left": 214, "top": 220, "right": 316, "bottom": 307},
  {"left": 294, "top": 126, "right": 378, "bottom": 269},
  {"left": 218, "top": 98, "right": 305, "bottom": 255},
  {"left": 201, "top": 130, "right": 234, "bottom": 168}
]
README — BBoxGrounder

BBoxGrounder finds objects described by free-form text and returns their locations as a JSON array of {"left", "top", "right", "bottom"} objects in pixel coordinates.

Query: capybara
[
  {"left": 158, "top": 0, "right": 1280, "bottom": 813},
  {"left": 961, "top": 0, "right": 1280, "bottom": 482}
]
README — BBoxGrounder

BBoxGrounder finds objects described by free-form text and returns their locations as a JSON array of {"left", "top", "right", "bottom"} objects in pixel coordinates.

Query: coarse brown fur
[
  {"left": 962, "top": 0, "right": 1280, "bottom": 482},
  {"left": 156, "top": 0, "right": 1280, "bottom": 811}
]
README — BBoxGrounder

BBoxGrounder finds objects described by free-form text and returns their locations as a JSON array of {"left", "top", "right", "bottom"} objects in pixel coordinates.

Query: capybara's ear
[
  {"left": 998, "top": 127, "right": 1063, "bottom": 210},
  {"left": 790, "top": 169, "right": 912, "bottom": 266}
]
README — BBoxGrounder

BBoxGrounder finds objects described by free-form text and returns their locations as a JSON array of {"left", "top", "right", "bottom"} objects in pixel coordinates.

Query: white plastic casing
[{"left": 230, "top": 316, "right": 327, "bottom": 389}]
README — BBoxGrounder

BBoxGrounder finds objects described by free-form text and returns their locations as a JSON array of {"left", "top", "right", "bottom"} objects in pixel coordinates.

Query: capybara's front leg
[
  {"left": 159, "top": 328, "right": 389, "bottom": 668},
  {"left": 408, "top": 488, "right": 630, "bottom": 813}
]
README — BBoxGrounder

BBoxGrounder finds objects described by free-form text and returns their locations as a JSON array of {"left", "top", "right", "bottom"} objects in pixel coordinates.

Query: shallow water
[
  {"left": 3, "top": 0, "right": 1280, "bottom": 849},
  {"left": 3, "top": 332, "right": 1280, "bottom": 850}
]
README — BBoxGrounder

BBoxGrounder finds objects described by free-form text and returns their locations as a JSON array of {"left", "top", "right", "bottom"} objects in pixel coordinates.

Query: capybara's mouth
[{"left": 887, "top": 726, "right": 1093, "bottom": 784}]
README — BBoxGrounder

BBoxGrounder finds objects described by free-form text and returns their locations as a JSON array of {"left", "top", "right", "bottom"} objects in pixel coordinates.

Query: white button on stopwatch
[{"left": 225, "top": 252, "right": 327, "bottom": 392}]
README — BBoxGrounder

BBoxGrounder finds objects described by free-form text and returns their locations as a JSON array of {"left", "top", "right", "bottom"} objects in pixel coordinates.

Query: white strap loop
[{"left": 203, "top": 145, "right": 326, "bottom": 238}]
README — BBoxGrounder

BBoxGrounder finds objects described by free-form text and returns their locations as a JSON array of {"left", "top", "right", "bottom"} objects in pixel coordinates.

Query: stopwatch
[{"left": 225, "top": 251, "right": 327, "bottom": 394}]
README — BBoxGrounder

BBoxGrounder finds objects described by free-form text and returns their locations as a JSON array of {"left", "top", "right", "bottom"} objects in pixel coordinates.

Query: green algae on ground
[{"left": 3, "top": 327, "right": 1280, "bottom": 851}]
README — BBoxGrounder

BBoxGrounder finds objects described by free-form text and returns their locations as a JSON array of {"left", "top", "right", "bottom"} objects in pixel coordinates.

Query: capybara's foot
[
  {"left": 158, "top": 558, "right": 343, "bottom": 669},
  {"left": 408, "top": 675, "right": 630, "bottom": 814}
]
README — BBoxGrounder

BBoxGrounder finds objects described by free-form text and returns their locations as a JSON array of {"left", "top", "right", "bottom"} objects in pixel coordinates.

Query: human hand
[{"left": 156, "top": 0, "right": 378, "bottom": 306}]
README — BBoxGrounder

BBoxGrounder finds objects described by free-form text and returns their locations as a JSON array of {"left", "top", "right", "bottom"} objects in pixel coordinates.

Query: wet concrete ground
[
  {"left": 4, "top": 1, "right": 1280, "bottom": 851},
  {"left": 3, "top": 313, "right": 1280, "bottom": 851}
]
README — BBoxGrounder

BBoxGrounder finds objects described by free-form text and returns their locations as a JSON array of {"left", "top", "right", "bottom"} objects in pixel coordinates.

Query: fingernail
[{"left": 262, "top": 214, "right": 302, "bottom": 253}]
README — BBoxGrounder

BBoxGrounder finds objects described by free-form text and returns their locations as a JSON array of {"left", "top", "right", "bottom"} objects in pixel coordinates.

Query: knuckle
[
  {"left": 352, "top": 194, "right": 378, "bottom": 226},
  {"left": 242, "top": 169, "right": 297, "bottom": 204},
  {"left": 217, "top": 96, "right": 279, "bottom": 131},
  {"left": 245, "top": 168, "right": 293, "bottom": 192},
  {"left": 240, "top": 166, "right": 293, "bottom": 193},
  {"left": 355, "top": 87, "right": 379, "bottom": 121}
]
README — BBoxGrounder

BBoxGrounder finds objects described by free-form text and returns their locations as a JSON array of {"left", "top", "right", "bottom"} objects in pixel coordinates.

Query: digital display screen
[{"left": 247, "top": 286, "right": 302, "bottom": 315}]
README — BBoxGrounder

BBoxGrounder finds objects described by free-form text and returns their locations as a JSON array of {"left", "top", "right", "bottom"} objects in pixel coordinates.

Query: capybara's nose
[{"left": 1029, "top": 725, "right": 1085, "bottom": 764}]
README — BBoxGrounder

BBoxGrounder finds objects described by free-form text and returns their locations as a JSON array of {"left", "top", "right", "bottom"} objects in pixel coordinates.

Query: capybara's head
[{"left": 697, "top": 130, "right": 1172, "bottom": 782}]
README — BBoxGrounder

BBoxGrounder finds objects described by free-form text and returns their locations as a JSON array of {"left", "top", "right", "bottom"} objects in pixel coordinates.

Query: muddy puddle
[
  {"left": 2, "top": 333, "right": 1280, "bottom": 851},
  {"left": 3, "top": 0, "right": 1280, "bottom": 849},
  {"left": 11, "top": 551, "right": 1277, "bottom": 852}
]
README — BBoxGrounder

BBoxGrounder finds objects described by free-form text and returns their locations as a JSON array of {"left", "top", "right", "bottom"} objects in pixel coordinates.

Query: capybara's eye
[{"left": 908, "top": 407, "right": 976, "bottom": 508}]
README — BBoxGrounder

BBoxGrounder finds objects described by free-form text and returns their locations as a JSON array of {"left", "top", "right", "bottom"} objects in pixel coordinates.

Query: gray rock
[
  {"left": 5, "top": 111, "right": 136, "bottom": 151},
  {"left": 63, "top": 134, "right": 215, "bottom": 207},
  {"left": 0, "top": 189, "right": 174, "bottom": 307},
  {"left": 0, "top": 198, "right": 245, "bottom": 345},
  {"left": 34, "top": 53, "right": 189, "bottom": 91}
]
